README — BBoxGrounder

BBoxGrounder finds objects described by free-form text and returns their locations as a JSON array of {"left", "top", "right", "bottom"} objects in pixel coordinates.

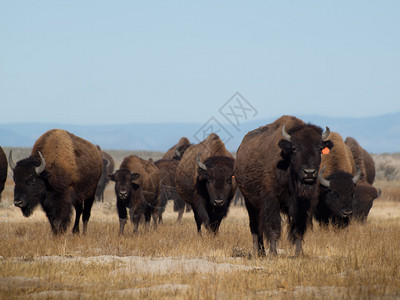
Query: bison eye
[{"left": 291, "top": 146, "right": 297, "bottom": 153}]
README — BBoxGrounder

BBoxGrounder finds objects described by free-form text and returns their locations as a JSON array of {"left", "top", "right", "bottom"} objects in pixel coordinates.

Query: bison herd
[{"left": 0, "top": 115, "right": 382, "bottom": 257}]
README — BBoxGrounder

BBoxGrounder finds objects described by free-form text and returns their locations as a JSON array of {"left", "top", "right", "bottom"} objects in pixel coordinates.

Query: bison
[
  {"left": 0, "top": 146, "right": 7, "bottom": 201},
  {"left": 175, "top": 133, "right": 236, "bottom": 234},
  {"left": 315, "top": 132, "right": 361, "bottom": 227},
  {"left": 9, "top": 129, "right": 103, "bottom": 234},
  {"left": 108, "top": 155, "right": 161, "bottom": 234},
  {"left": 234, "top": 115, "right": 333, "bottom": 256},
  {"left": 95, "top": 149, "right": 115, "bottom": 202},
  {"left": 344, "top": 136, "right": 380, "bottom": 222},
  {"left": 154, "top": 159, "right": 186, "bottom": 223},
  {"left": 162, "top": 137, "right": 191, "bottom": 160}
]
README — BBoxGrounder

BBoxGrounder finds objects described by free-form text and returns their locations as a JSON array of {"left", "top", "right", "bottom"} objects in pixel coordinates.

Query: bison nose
[
  {"left": 119, "top": 191, "right": 128, "bottom": 200},
  {"left": 302, "top": 169, "right": 317, "bottom": 179},
  {"left": 213, "top": 199, "right": 224, "bottom": 207},
  {"left": 14, "top": 199, "right": 25, "bottom": 208},
  {"left": 341, "top": 208, "right": 353, "bottom": 218}
]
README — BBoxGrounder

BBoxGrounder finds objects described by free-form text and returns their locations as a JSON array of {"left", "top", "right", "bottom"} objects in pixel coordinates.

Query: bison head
[
  {"left": 352, "top": 182, "right": 381, "bottom": 222},
  {"left": 108, "top": 169, "right": 140, "bottom": 202},
  {"left": 278, "top": 124, "right": 333, "bottom": 185},
  {"left": 9, "top": 151, "right": 48, "bottom": 217},
  {"left": 318, "top": 169, "right": 361, "bottom": 221},
  {"left": 196, "top": 154, "right": 236, "bottom": 208}
]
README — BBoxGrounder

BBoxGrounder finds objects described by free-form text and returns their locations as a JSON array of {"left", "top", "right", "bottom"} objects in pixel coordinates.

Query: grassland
[{"left": 0, "top": 150, "right": 399, "bottom": 299}]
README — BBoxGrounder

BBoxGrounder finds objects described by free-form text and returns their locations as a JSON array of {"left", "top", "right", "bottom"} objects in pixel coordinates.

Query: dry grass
[
  {"left": 1, "top": 149, "right": 400, "bottom": 299},
  {"left": 1, "top": 176, "right": 400, "bottom": 300}
]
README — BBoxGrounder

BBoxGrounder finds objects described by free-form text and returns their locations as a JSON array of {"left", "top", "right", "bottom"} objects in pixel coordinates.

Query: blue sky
[{"left": 1, "top": 1, "right": 399, "bottom": 125}]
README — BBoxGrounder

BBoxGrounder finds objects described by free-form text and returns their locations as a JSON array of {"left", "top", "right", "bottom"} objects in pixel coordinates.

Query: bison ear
[
  {"left": 131, "top": 173, "right": 140, "bottom": 182},
  {"left": 278, "top": 139, "right": 293, "bottom": 156},
  {"left": 322, "top": 140, "right": 334, "bottom": 151},
  {"left": 108, "top": 173, "right": 116, "bottom": 182}
]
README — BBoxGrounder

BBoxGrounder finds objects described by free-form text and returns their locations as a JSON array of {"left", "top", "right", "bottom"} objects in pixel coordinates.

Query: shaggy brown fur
[
  {"left": 321, "top": 132, "right": 355, "bottom": 176},
  {"left": 344, "top": 137, "right": 375, "bottom": 184},
  {"left": 109, "top": 155, "right": 161, "bottom": 234},
  {"left": 162, "top": 137, "right": 191, "bottom": 160},
  {"left": 11, "top": 129, "right": 103, "bottom": 234}
]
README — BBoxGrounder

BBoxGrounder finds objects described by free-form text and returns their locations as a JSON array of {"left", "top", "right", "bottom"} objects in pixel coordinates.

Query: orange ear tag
[{"left": 322, "top": 147, "right": 330, "bottom": 155}]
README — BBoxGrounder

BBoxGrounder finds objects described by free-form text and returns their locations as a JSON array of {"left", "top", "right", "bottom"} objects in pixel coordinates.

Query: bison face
[
  {"left": 279, "top": 125, "right": 333, "bottom": 185},
  {"left": 197, "top": 156, "right": 235, "bottom": 207},
  {"left": 10, "top": 153, "right": 48, "bottom": 217},
  {"left": 108, "top": 170, "right": 140, "bottom": 201},
  {"left": 318, "top": 171, "right": 360, "bottom": 219}
]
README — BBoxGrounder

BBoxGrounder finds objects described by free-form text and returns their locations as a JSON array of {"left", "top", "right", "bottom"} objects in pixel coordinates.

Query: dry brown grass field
[{"left": 0, "top": 150, "right": 399, "bottom": 299}]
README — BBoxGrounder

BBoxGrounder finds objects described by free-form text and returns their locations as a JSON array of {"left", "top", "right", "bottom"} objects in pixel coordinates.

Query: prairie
[{"left": 0, "top": 150, "right": 399, "bottom": 299}]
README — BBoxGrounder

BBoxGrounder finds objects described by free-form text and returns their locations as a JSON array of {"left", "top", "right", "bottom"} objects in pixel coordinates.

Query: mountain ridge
[{"left": 1, "top": 113, "right": 399, "bottom": 154}]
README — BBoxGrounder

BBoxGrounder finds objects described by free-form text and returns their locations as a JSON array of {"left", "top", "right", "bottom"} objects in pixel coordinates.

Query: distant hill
[{"left": 1, "top": 113, "right": 399, "bottom": 153}]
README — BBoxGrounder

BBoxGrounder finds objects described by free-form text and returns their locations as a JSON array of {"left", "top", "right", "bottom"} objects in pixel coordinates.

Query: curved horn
[
  {"left": 8, "top": 150, "right": 16, "bottom": 171},
  {"left": 352, "top": 167, "right": 361, "bottom": 184},
  {"left": 282, "top": 124, "right": 291, "bottom": 142},
  {"left": 321, "top": 126, "right": 330, "bottom": 141},
  {"left": 196, "top": 152, "right": 207, "bottom": 171},
  {"left": 318, "top": 166, "right": 330, "bottom": 188},
  {"left": 35, "top": 151, "right": 46, "bottom": 175},
  {"left": 175, "top": 148, "right": 181, "bottom": 159},
  {"left": 377, "top": 188, "right": 382, "bottom": 197}
]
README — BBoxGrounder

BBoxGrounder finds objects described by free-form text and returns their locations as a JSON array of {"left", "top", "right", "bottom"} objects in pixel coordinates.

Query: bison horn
[
  {"left": 352, "top": 167, "right": 361, "bottom": 184},
  {"left": 282, "top": 125, "right": 291, "bottom": 142},
  {"left": 196, "top": 152, "right": 207, "bottom": 171},
  {"left": 318, "top": 166, "right": 330, "bottom": 187},
  {"left": 321, "top": 127, "right": 330, "bottom": 141},
  {"left": 377, "top": 188, "right": 382, "bottom": 197},
  {"left": 8, "top": 150, "right": 16, "bottom": 171},
  {"left": 175, "top": 148, "right": 181, "bottom": 159},
  {"left": 35, "top": 151, "right": 46, "bottom": 175}
]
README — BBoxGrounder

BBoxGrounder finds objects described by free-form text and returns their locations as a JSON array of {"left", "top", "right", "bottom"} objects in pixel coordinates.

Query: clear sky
[{"left": 1, "top": 1, "right": 399, "bottom": 125}]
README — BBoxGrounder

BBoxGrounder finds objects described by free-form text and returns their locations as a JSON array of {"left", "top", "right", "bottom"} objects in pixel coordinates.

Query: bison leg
[
  {"left": 245, "top": 200, "right": 265, "bottom": 257},
  {"left": 260, "top": 193, "right": 281, "bottom": 256},
  {"left": 82, "top": 195, "right": 95, "bottom": 234},
  {"left": 151, "top": 209, "right": 159, "bottom": 230},
  {"left": 176, "top": 207, "right": 184, "bottom": 223},
  {"left": 119, "top": 218, "right": 127, "bottom": 235},
  {"left": 72, "top": 202, "right": 83, "bottom": 234},
  {"left": 144, "top": 209, "right": 152, "bottom": 231},
  {"left": 129, "top": 208, "right": 141, "bottom": 234}
]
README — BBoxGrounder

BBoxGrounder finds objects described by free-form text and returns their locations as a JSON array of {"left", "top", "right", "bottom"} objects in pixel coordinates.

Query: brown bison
[
  {"left": 9, "top": 129, "right": 103, "bottom": 234},
  {"left": 235, "top": 115, "right": 333, "bottom": 256},
  {"left": 162, "top": 137, "right": 191, "bottom": 160},
  {"left": 344, "top": 137, "right": 375, "bottom": 184},
  {"left": 108, "top": 155, "right": 161, "bottom": 234},
  {"left": 154, "top": 159, "right": 186, "bottom": 223},
  {"left": 0, "top": 146, "right": 7, "bottom": 201},
  {"left": 175, "top": 133, "right": 236, "bottom": 234},
  {"left": 344, "top": 137, "right": 380, "bottom": 222},
  {"left": 95, "top": 149, "right": 115, "bottom": 202},
  {"left": 315, "top": 132, "right": 361, "bottom": 227}
]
